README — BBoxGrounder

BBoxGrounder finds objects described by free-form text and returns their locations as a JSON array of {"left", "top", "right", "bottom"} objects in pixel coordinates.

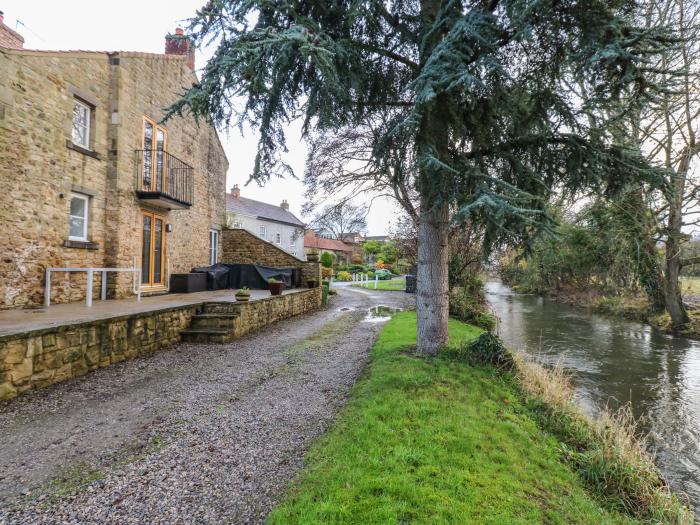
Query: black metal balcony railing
[{"left": 135, "top": 149, "right": 194, "bottom": 208}]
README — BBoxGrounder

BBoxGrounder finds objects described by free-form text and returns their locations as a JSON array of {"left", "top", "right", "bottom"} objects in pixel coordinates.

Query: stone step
[
  {"left": 180, "top": 327, "right": 234, "bottom": 344},
  {"left": 201, "top": 302, "right": 239, "bottom": 314},
  {"left": 189, "top": 313, "right": 238, "bottom": 330}
]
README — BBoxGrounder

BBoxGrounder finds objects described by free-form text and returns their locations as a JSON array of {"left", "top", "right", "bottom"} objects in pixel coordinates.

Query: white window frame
[
  {"left": 209, "top": 229, "right": 219, "bottom": 265},
  {"left": 275, "top": 232, "right": 282, "bottom": 245},
  {"left": 68, "top": 192, "right": 89, "bottom": 241},
  {"left": 72, "top": 98, "right": 91, "bottom": 149},
  {"left": 259, "top": 225, "right": 267, "bottom": 240}
]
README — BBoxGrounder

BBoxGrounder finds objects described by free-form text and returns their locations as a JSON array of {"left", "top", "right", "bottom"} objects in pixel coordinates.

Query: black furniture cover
[{"left": 191, "top": 263, "right": 296, "bottom": 290}]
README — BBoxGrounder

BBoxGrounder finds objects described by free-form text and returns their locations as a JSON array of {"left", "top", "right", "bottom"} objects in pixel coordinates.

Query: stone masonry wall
[
  {"left": 0, "top": 47, "right": 228, "bottom": 309},
  {"left": 222, "top": 229, "right": 321, "bottom": 285},
  {"left": 0, "top": 305, "right": 197, "bottom": 401},
  {"left": 231, "top": 288, "right": 322, "bottom": 338},
  {"left": 0, "top": 288, "right": 321, "bottom": 401}
]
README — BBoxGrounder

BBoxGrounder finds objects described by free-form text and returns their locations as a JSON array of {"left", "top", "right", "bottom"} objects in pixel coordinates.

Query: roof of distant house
[
  {"left": 304, "top": 232, "right": 353, "bottom": 253},
  {"left": 226, "top": 185, "right": 304, "bottom": 227},
  {"left": 365, "top": 235, "right": 390, "bottom": 242}
]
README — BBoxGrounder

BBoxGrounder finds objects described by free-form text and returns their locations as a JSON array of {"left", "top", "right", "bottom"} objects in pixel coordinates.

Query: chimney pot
[
  {"left": 231, "top": 184, "right": 240, "bottom": 198},
  {"left": 280, "top": 199, "right": 289, "bottom": 211},
  {"left": 175, "top": 27, "right": 184, "bottom": 35}
]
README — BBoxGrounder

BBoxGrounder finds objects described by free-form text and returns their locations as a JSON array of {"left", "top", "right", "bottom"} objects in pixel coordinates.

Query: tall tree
[
  {"left": 168, "top": 0, "right": 672, "bottom": 354},
  {"left": 634, "top": 0, "right": 700, "bottom": 329},
  {"left": 308, "top": 202, "right": 368, "bottom": 240}
]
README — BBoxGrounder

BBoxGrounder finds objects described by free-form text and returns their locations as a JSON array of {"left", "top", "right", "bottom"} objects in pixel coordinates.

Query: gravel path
[{"left": 0, "top": 287, "right": 413, "bottom": 524}]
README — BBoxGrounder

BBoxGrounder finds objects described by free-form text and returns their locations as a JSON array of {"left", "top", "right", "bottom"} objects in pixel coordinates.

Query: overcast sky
[{"left": 2, "top": 0, "right": 400, "bottom": 234}]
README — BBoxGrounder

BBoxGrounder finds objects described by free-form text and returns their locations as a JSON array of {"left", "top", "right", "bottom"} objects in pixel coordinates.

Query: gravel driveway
[{"left": 0, "top": 286, "right": 413, "bottom": 524}]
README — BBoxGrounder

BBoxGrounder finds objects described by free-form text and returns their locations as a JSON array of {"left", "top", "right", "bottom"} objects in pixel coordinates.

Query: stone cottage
[{"left": 0, "top": 22, "right": 228, "bottom": 309}]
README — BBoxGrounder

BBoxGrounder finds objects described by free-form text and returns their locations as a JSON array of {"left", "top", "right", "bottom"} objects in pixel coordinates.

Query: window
[
  {"left": 141, "top": 117, "right": 167, "bottom": 191},
  {"left": 259, "top": 225, "right": 267, "bottom": 240},
  {"left": 209, "top": 229, "right": 219, "bottom": 265},
  {"left": 69, "top": 193, "right": 89, "bottom": 241},
  {"left": 275, "top": 233, "right": 281, "bottom": 244},
  {"left": 289, "top": 234, "right": 295, "bottom": 246},
  {"left": 72, "top": 99, "right": 91, "bottom": 149}
]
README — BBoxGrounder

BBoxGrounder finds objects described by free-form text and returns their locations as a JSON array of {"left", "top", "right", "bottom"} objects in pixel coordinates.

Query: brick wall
[{"left": 221, "top": 228, "right": 321, "bottom": 285}]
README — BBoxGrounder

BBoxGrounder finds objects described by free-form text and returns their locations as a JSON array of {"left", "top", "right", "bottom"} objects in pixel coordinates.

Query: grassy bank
[
  {"left": 351, "top": 278, "right": 406, "bottom": 291},
  {"left": 270, "top": 312, "right": 689, "bottom": 524}
]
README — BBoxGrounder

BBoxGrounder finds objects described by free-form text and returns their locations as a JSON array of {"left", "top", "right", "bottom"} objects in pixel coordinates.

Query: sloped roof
[
  {"left": 226, "top": 194, "right": 304, "bottom": 227},
  {"left": 304, "top": 233, "right": 353, "bottom": 253}
]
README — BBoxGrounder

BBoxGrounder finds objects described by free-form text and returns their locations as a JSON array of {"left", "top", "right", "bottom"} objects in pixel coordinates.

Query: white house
[{"left": 226, "top": 185, "right": 305, "bottom": 257}]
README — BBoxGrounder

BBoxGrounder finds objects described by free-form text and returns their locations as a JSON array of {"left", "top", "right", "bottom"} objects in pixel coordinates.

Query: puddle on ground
[{"left": 363, "top": 305, "right": 402, "bottom": 323}]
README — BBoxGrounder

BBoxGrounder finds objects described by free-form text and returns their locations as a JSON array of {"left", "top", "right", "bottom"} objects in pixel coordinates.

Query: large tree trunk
[
  {"left": 416, "top": 202, "right": 450, "bottom": 355},
  {"left": 414, "top": 0, "right": 452, "bottom": 355},
  {"left": 663, "top": 169, "right": 690, "bottom": 330}
]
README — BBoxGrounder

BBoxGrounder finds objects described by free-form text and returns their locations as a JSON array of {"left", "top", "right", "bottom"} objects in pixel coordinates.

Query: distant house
[
  {"left": 225, "top": 185, "right": 305, "bottom": 257},
  {"left": 365, "top": 235, "right": 390, "bottom": 243},
  {"left": 304, "top": 230, "right": 354, "bottom": 264}
]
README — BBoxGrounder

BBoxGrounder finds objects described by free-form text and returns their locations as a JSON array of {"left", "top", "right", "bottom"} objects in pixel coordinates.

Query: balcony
[{"left": 135, "top": 150, "right": 193, "bottom": 209}]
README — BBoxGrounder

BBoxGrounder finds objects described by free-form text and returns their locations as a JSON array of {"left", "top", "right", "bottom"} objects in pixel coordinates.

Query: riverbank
[
  {"left": 505, "top": 282, "right": 700, "bottom": 339},
  {"left": 270, "top": 312, "right": 691, "bottom": 524}
]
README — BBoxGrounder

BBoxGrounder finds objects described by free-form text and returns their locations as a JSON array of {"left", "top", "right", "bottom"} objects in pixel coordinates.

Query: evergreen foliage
[
  {"left": 167, "top": 0, "right": 672, "bottom": 250},
  {"left": 320, "top": 251, "right": 334, "bottom": 268}
]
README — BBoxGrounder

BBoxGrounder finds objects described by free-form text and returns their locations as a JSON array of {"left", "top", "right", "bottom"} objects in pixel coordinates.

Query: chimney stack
[
  {"left": 231, "top": 184, "right": 240, "bottom": 198},
  {"left": 280, "top": 199, "right": 289, "bottom": 211},
  {"left": 165, "top": 27, "right": 194, "bottom": 71},
  {"left": 0, "top": 11, "right": 25, "bottom": 49}
]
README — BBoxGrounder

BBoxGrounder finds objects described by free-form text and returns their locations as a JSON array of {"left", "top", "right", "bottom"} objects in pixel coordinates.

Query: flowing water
[{"left": 485, "top": 281, "right": 700, "bottom": 514}]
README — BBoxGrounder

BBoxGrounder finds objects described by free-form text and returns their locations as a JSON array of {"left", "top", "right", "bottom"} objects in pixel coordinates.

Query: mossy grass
[{"left": 270, "top": 312, "right": 690, "bottom": 524}]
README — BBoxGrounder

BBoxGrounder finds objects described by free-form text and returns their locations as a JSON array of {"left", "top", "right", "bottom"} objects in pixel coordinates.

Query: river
[{"left": 485, "top": 281, "right": 700, "bottom": 514}]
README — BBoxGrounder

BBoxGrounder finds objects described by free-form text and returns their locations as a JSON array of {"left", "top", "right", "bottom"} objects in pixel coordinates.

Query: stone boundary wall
[
  {"left": 231, "top": 287, "right": 322, "bottom": 338},
  {"left": 221, "top": 229, "right": 321, "bottom": 285},
  {"left": 0, "top": 289, "right": 321, "bottom": 401}
]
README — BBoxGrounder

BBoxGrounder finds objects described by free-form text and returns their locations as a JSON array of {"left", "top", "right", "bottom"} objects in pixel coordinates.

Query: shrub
[
  {"left": 444, "top": 333, "right": 513, "bottom": 369},
  {"left": 320, "top": 252, "right": 334, "bottom": 268},
  {"left": 366, "top": 270, "right": 375, "bottom": 279},
  {"left": 321, "top": 267, "right": 334, "bottom": 279},
  {"left": 449, "top": 286, "right": 497, "bottom": 332},
  {"left": 336, "top": 271, "right": 352, "bottom": 281}
]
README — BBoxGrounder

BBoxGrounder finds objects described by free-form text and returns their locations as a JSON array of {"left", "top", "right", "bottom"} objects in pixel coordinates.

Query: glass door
[
  {"left": 141, "top": 210, "right": 166, "bottom": 287},
  {"left": 141, "top": 117, "right": 167, "bottom": 192}
]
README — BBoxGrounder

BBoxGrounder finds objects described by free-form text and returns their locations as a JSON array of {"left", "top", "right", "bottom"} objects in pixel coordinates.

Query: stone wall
[
  {"left": 0, "top": 47, "right": 228, "bottom": 309},
  {"left": 0, "top": 288, "right": 321, "bottom": 401},
  {"left": 221, "top": 228, "right": 321, "bottom": 285},
  {"left": 231, "top": 288, "right": 322, "bottom": 338},
  {"left": 0, "top": 305, "right": 196, "bottom": 401}
]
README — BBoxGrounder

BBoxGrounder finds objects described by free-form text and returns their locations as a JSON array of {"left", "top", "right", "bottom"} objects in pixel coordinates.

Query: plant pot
[
  {"left": 235, "top": 293, "right": 250, "bottom": 302},
  {"left": 268, "top": 282, "right": 285, "bottom": 296},
  {"left": 306, "top": 279, "right": 318, "bottom": 288},
  {"left": 307, "top": 253, "right": 319, "bottom": 262}
]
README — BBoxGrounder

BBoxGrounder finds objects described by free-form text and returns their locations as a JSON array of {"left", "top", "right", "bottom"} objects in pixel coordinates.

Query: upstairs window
[
  {"left": 69, "top": 193, "right": 89, "bottom": 241},
  {"left": 259, "top": 225, "right": 266, "bottom": 240},
  {"left": 275, "top": 233, "right": 281, "bottom": 244},
  {"left": 72, "top": 99, "right": 91, "bottom": 149}
]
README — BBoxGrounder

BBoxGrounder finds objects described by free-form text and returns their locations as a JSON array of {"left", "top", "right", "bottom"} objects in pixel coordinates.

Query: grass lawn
[
  {"left": 269, "top": 312, "right": 637, "bottom": 525},
  {"left": 351, "top": 278, "right": 406, "bottom": 291}
]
